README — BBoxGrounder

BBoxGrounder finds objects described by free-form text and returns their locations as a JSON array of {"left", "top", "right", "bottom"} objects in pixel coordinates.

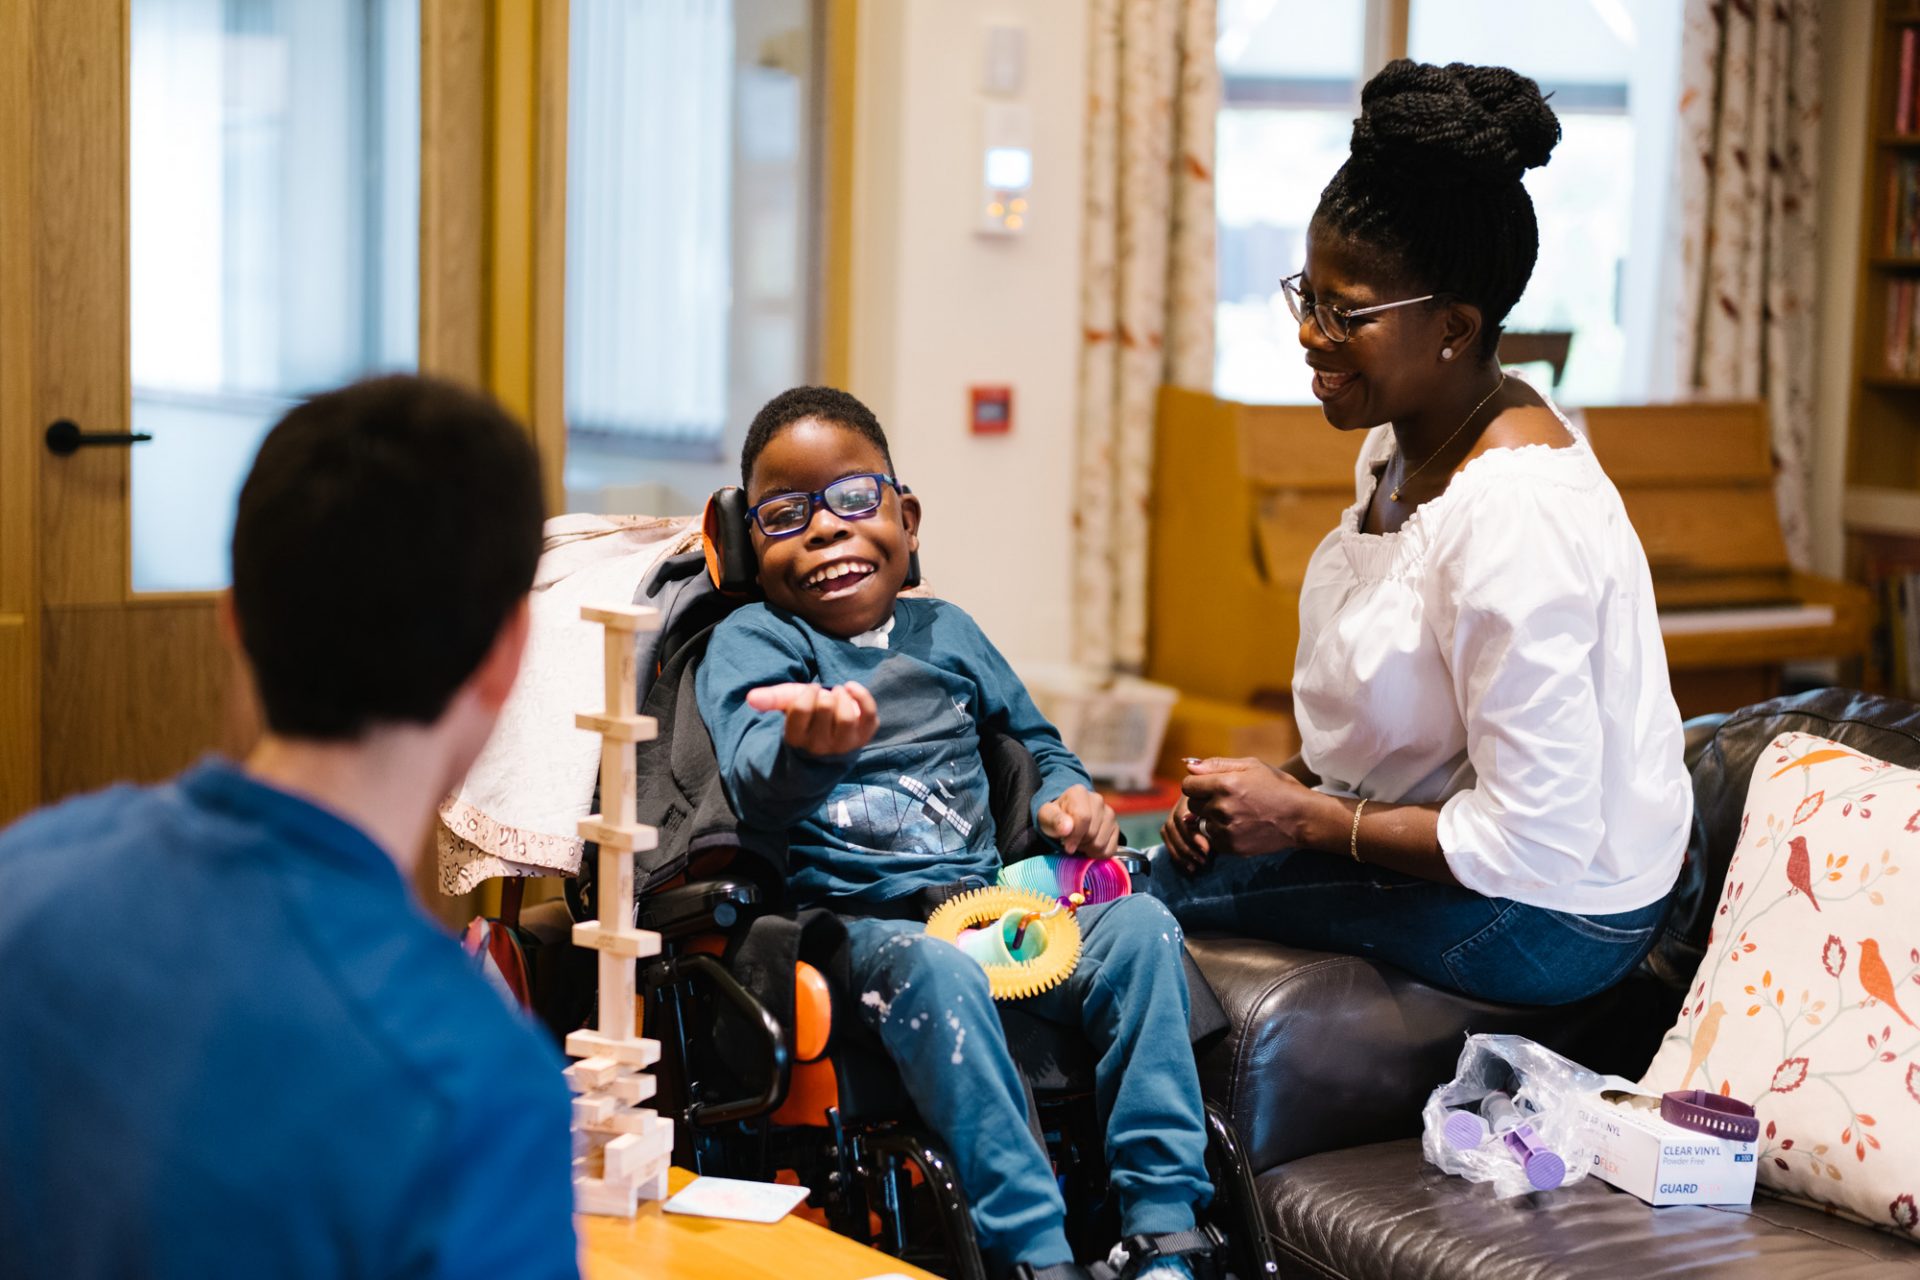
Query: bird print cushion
[{"left": 1641, "top": 732, "right": 1919, "bottom": 1238}]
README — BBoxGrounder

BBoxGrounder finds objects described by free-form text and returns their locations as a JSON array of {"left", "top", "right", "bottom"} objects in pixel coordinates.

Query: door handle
[{"left": 45, "top": 418, "right": 153, "bottom": 456}]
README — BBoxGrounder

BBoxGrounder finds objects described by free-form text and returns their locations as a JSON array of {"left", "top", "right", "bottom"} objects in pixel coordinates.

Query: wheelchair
[{"left": 564, "top": 491, "right": 1276, "bottom": 1280}]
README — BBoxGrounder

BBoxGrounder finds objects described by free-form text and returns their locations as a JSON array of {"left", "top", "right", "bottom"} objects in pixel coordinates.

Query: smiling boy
[{"left": 694, "top": 387, "right": 1213, "bottom": 1280}]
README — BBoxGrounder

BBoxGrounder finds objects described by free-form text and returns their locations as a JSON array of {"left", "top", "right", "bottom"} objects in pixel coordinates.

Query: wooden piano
[{"left": 1147, "top": 389, "right": 1871, "bottom": 734}]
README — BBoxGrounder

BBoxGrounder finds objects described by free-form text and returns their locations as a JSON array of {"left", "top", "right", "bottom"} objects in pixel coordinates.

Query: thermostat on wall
[{"left": 979, "top": 102, "right": 1032, "bottom": 237}]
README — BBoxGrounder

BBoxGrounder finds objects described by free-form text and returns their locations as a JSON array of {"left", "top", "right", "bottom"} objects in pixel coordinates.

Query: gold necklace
[{"left": 1390, "top": 372, "right": 1506, "bottom": 502}]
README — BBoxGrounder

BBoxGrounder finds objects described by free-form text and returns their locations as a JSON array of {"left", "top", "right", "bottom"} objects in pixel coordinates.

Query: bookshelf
[
  {"left": 1850, "top": 2, "right": 1920, "bottom": 493},
  {"left": 1846, "top": 2, "right": 1920, "bottom": 694}
]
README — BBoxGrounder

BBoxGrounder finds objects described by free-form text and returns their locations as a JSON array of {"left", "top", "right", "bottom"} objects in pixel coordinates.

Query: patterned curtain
[
  {"left": 1073, "top": 0, "right": 1217, "bottom": 674},
  {"left": 1669, "top": 0, "right": 1821, "bottom": 567}
]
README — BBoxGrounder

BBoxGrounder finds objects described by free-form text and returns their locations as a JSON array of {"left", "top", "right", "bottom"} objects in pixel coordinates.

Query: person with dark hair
[
  {"left": 0, "top": 375, "right": 577, "bottom": 1278},
  {"left": 1143, "top": 62, "right": 1692, "bottom": 1007}
]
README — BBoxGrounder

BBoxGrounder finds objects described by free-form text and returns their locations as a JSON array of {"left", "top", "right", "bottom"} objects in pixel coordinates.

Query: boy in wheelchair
[{"left": 694, "top": 387, "right": 1215, "bottom": 1280}]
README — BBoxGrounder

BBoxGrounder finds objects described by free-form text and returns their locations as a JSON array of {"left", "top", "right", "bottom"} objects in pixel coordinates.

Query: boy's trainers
[
  {"left": 1107, "top": 1241, "right": 1194, "bottom": 1280},
  {"left": 1009, "top": 1263, "right": 1095, "bottom": 1280},
  {"left": 1134, "top": 1262, "right": 1193, "bottom": 1280}
]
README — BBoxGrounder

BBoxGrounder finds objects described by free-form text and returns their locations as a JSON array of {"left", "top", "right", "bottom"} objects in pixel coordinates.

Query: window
[
  {"left": 130, "top": 0, "right": 419, "bottom": 592},
  {"left": 563, "top": 0, "right": 822, "bottom": 511},
  {"left": 1408, "top": 0, "right": 1683, "bottom": 405},
  {"left": 1214, "top": 0, "right": 1682, "bottom": 407},
  {"left": 1215, "top": 0, "right": 1367, "bottom": 404}
]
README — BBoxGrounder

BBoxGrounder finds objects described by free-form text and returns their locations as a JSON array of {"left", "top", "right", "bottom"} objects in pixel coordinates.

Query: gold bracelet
[{"left": 1349, "top": 798, "right": 1369, "bottom": 862}]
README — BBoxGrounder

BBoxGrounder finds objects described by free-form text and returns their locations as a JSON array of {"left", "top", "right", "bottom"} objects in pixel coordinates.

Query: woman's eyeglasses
[
  {"left": 745, "top": 473, "right": 909, "bottom": 538},
  {"left": 1279, "top": 273, "right": 1435, "bottom": 344}
]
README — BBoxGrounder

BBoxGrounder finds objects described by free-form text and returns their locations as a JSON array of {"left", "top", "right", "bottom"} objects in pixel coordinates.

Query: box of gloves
[{"left": 1573, "top": 1090, "right": 1757, "bottom": 1207}]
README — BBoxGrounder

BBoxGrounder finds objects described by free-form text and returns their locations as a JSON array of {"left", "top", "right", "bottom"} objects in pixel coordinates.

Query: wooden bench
[{"left": 1147, "top": 389, "right": 1871, "bottom": 727}]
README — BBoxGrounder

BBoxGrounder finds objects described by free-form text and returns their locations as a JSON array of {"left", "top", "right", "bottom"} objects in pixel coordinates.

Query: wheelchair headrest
[
  {"left": 701, "top": 485, "right": 921, "bottom": 595},
  {"left": 701, "top": 488, "right": 762, "bottom": 597}
]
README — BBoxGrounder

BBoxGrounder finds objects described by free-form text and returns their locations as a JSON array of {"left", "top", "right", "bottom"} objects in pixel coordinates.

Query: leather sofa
[{"left": 1184, "top": 689, "right": 1920, "bottom": 1278}]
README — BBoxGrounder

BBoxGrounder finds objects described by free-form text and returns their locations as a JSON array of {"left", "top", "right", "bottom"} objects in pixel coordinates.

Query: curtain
[
  {"left": 1667, "top": 0, "right": 1821, "bottom": 568},
  {"left": 1072, "top": 0, "right": 1217, "bottom": 675}
]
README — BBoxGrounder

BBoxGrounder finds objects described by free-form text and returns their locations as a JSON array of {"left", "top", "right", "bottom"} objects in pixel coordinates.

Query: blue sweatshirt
[
  {"left": 0, "top": 761, "right": 578, "bottom": 1280},
  {"left": 696, "top": 598, "right": 1091, "bottom": 908}
]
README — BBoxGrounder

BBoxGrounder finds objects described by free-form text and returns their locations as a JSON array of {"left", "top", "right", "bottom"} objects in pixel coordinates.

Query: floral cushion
[{"left": 1641, "top": 732, "right": 1919, "bottom": 1239}]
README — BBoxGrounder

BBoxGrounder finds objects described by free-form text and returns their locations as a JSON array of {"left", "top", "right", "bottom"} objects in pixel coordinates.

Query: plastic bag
[{"left": 1420, "top": 1033, "right": 1604, "bottom": 1198}]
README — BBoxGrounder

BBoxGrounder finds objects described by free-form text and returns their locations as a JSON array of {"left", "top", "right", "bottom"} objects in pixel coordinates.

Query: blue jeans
[
  {"left": 1141, "top": 846, "right": 1668, "bottom": 1006},
  {"left": 845, "top": 895, "right": 1213, "bottom": 1272}
]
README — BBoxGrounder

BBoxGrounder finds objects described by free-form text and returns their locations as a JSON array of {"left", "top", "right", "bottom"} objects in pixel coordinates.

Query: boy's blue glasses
[{"left": 745, "top": 473, "right": 910, "bottom": 538}]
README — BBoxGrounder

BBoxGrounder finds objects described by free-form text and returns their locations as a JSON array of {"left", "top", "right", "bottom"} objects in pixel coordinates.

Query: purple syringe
[
  {"left": 1442, "top": 1106, "right": 1490, "bottom": 1150},
  {"left": 1480, "top": 1091, "right": 1565, "bottom": 1191}
]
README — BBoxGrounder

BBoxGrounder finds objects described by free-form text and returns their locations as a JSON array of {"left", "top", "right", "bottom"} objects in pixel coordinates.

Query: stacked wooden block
[{"left": 563, "top": 603, "right": 672, "bottom": 1217}]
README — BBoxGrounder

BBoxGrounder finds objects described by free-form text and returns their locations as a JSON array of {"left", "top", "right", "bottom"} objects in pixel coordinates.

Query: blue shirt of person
[
  {"left": 697, "top": 597, "right": 1091, "bottom": 909},
  {"left": 0, "top": 760, "right": 579, "bottom": 1279}
]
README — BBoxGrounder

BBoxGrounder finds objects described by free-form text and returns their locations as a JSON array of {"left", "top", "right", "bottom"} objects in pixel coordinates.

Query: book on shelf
[
  {"left": 1902, "top": 26, "right": 1917, "bottom": 134},
  {"left": 1892, "top": 278, "right": 1913, "bottom": 376},
  {"left": 1885, "top": 157, "right": 1920, "bottom": 256},
  {"left": 1887, "top": 278, "right": 1920, "bottom": 377},
  {"left": 1892, "top": 160, "right": 1905, "bottom": 254}
]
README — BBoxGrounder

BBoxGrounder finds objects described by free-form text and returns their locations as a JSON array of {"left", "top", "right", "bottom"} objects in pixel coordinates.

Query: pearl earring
[{"left": 1441, "top": 347, "right": 1454, "bottom": 360}]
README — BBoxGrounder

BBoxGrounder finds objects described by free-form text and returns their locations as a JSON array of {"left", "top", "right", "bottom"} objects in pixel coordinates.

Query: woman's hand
[
  {"left": 1160, "top": 795, "right": 1212, "bottom": 873},
  {"left": 1037, "top": 784, "right": 1120, "bottom": 858},
  {"left": 1181, "top": 757, "right": 1337, "bottom": 858},
  {"left": 747, "top": 682, "right": 878, "bottom": 756}
]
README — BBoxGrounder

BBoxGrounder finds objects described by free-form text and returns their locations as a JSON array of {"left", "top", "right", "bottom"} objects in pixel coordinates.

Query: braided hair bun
[
  {"left": 1313, "top": 60, "right": 1562, "bottom": 351},
  {"left": 1351, "top": 60, "right": 1559, "bottom": 187}
]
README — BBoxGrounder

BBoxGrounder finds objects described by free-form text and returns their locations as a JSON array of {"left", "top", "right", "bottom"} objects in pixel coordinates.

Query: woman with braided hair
[{"left": 1142, "top": 60, "right": 1691, "bottom": 1006}]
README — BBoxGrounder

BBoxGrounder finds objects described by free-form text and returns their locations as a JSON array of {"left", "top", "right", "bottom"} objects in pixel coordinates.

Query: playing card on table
[{"left": 659, "top": 1175, "right": 811, "bottom": 1224}]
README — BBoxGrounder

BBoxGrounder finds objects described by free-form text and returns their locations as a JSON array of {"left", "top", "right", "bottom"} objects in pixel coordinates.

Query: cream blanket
[{"left": 436, "top": 513, "right": 700, "bottom": 894}]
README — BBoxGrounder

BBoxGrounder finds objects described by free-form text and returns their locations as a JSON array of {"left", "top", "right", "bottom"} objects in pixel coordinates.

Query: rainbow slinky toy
[
  {"left": 923, "top": 857, "right": 1133, "bottom": 1001},
  {"left": 996, "top": 854, "right": 1132, "bottom": 905},
  {"left": 925, "top": 887, "right": 1083, "bottom": 1001}
]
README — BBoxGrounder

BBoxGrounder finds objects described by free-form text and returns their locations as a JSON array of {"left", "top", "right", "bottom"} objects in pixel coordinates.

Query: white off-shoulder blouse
[{"left": 1292, "top": 406, "right": 1692, "bottom": 914}]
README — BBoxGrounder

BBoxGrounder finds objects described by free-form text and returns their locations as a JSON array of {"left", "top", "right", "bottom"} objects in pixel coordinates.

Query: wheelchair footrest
[
  {"left": 1008, "top": 1224, "right": 1234, "bottom": 1280},
  {"left": 1101, "top": 1223, "right": 1233, "bottom": 1280}
]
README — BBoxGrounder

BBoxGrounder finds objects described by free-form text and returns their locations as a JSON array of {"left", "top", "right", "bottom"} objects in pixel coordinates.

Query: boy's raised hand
[
  {"left": 1037, "top": 784, "right": 1120, "bottom": 859},
  {"left": 746, "top": 681, "right": 878, "bottom": 756}
]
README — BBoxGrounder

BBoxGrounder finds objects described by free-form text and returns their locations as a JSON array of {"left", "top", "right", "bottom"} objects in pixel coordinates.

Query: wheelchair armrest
[
  {"left": 671, "top": 952, "right": 790, "bottom": 1125},
  {"left": 639, "top": 879, "right": 761, "bottom": 940}
]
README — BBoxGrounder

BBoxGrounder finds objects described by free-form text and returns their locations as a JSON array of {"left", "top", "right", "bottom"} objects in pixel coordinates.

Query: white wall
[
  {"left": 1812, "top": 1, "right": 1874, "bottom": 575},
  {"left": 847, "top": 0, "right": 1088, "bottom": 666}
]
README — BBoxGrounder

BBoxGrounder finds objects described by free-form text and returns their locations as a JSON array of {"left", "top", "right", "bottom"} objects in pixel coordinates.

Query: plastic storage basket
[{"left": 1018, "top": 664, "right": 1178, "bottom": 792}]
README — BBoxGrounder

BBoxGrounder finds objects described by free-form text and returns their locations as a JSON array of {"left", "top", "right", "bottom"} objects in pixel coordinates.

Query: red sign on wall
[{"left": 970, "top": 385, "right": 1013, "bottom": 435}]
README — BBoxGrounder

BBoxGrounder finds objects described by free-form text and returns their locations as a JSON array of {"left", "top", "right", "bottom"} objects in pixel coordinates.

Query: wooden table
[{"left": 579, "top": 1168, "right": 941, "bottom": 1279}]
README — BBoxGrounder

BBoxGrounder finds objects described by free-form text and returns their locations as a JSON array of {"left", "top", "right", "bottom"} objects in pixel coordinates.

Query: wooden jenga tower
[{"left": 563, "top": 603, "right": 672, "bottom": 1216}]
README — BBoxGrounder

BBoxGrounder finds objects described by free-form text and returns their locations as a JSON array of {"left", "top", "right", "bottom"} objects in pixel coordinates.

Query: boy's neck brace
[{"left": 848, "top": 614, "right": 895, "bottom": 650}]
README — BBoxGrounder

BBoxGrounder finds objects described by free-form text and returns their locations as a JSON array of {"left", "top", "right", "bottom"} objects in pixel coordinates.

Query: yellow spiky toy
[{"left": 924, "top": 886, "right": 1083, "bottom": 1000}]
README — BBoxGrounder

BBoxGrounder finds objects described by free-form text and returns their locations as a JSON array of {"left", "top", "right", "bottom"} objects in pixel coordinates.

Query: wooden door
[
  {"left": 5, "top": 2, "right": 406, "bottom": 813},
  {"left": 0, "top": 0, "right": 562, "bottom": 830},
  {"left": 0, "top": 2, "right": 241, "bottom": 816}
]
